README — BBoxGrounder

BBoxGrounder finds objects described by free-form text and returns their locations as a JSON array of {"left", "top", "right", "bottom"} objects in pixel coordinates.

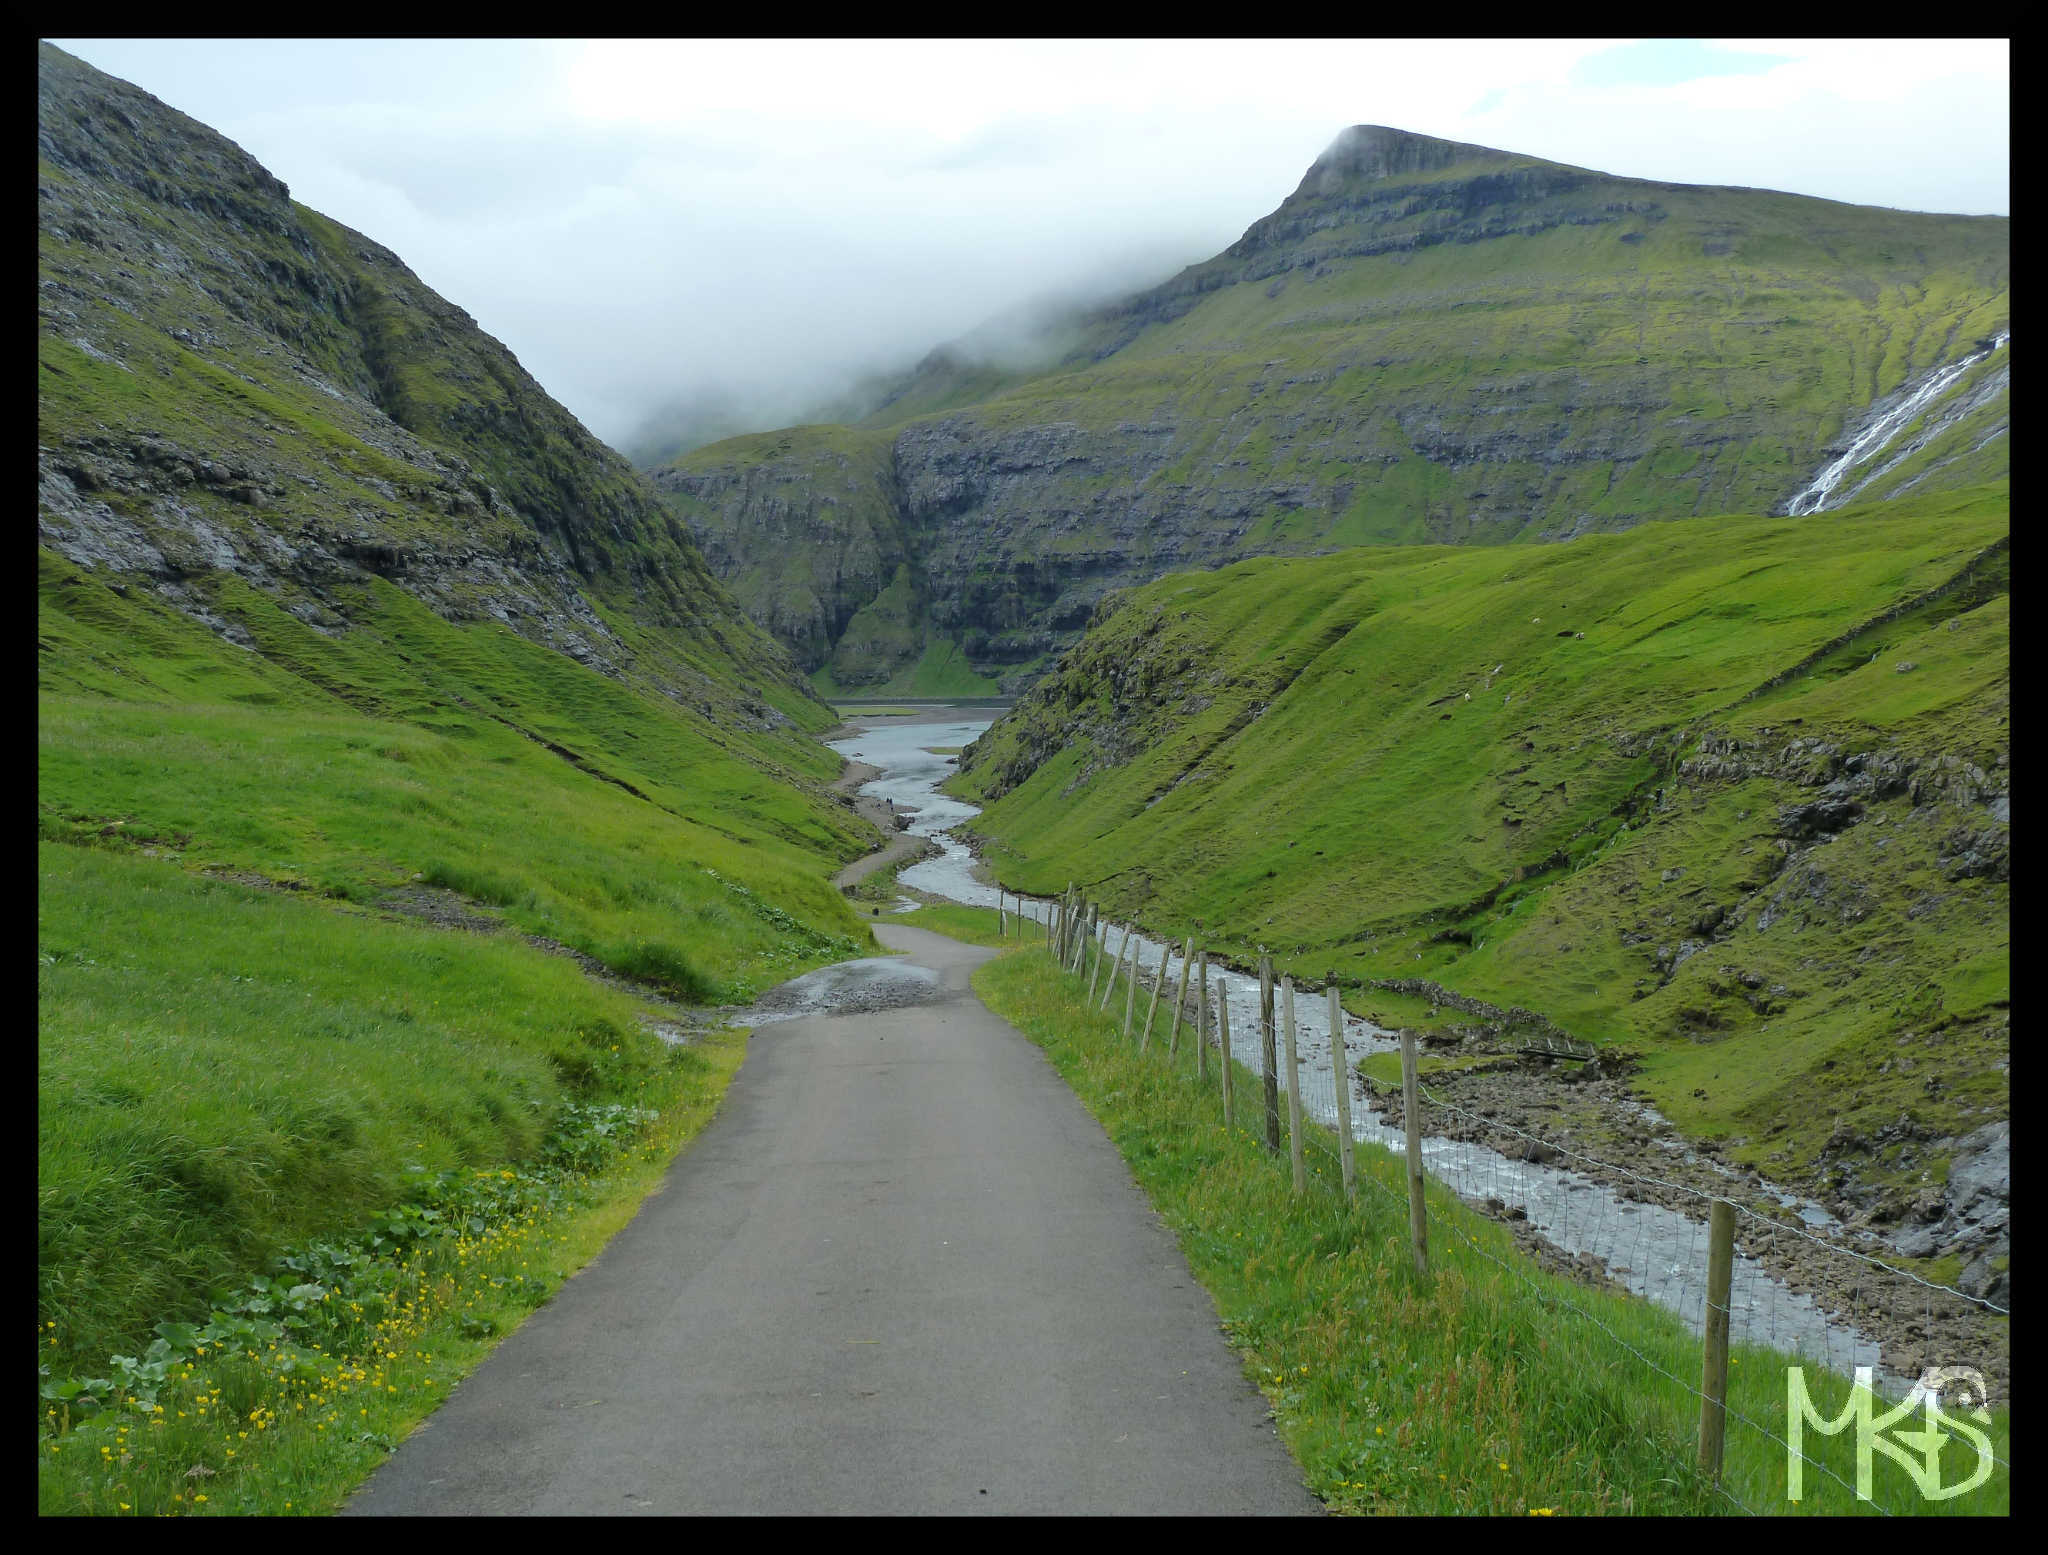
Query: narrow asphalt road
[{"left": 345, "top": 925, "right": 1318, "bottom": 1516}]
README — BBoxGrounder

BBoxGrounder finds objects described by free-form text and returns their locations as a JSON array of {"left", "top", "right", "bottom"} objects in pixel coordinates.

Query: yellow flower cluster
[{"left": 39, "top": 1192, "right": 581, "bottom": 1517}]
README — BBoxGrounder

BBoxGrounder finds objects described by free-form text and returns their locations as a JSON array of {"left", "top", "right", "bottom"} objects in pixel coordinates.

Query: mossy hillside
[
  {"left": 917, "top": 184, "right": 2008, "bottom": 532},
  {"left": 951, "top": 486, "right": 2008, "bottom": 1196},
  {"left": 669, "top": 129, "right": 2008, "bottom": 682},
  {"left": 37, "top": 554, "right": 879, "bottom": 1373},
  {"left": 810, "top": 627, "right": 1002, "bottom": 700},
  {"left": 39, "top": 46, "right": 875, "bottom": 976},
  {"left": 39, "top": 214, "right": 820, "bottom": 740},
  {"left": 41, "top": 553, "right": 875, "bottom": 988},
  {"left": 653, "top": 424, "right": 912, "bottom": 676},
  {"left": 39, "top": 842, "right": 680, "bottom": 1372},
  {"left": 36, "top": 542, "right": 878, "bottom": 1414}
]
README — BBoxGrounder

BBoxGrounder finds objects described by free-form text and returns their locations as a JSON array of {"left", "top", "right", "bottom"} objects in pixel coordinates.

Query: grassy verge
[
  {"left": 889, "top": 901, "right": 1017, "bottom": 947},
  {"left": 42, "top": 842, "right": 659, "bottom": 1366},
  {"left": 972, "top": 950, "right": 2009, "bottom": 1516},
  {"left": 39, "top": 1020, "right": 747, "bottom": 1517}
]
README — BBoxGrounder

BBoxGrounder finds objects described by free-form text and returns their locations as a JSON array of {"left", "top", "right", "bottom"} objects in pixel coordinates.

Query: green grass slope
[
  {"left": 37, "top": 47, "right": 884, "bottom": 1375},
  {"left": 953, "top": 484, "right": 2009, "bottom": 1215},
  {"left": 37, "top": 499, "right": 881, "bottom": 1374}
]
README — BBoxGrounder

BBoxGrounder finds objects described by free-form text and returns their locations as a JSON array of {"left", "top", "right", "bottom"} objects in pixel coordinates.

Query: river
[{"left": 826, "top": 712, "right": 1902, "bottom": 1386}]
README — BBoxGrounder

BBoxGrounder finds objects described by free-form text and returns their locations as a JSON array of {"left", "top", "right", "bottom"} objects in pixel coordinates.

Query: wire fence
[{"left": 1004, "top": 886, "right": 2010, "bottom": 1515}]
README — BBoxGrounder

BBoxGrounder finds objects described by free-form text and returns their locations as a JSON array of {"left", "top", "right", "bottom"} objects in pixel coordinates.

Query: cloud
[{"left": 49, "top": 38, "right": 2010, "bottom": 456}]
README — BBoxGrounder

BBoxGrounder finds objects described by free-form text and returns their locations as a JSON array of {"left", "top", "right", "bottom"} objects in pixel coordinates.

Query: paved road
[{"left": 346, "top": 925, "right": 1318, "bottom": 1516}]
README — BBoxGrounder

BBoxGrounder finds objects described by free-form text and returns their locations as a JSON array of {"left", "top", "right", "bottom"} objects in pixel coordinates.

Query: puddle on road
[{"left": 741, "top": 956, "right": 951, "bottom": 1025}]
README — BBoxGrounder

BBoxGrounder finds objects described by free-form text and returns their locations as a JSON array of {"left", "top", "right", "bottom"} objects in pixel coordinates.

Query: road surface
[{"left": 345, "top": 924, "right": 1318, "bottom": 1516}]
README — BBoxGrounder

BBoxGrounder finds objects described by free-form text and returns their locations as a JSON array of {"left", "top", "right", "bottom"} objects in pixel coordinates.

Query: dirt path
[
  {"left": 831, "top": 757, "right": 939, "bottom": 891},
  {"left": 345, "top": 924, "right": 1318, "bottom": 1516}
]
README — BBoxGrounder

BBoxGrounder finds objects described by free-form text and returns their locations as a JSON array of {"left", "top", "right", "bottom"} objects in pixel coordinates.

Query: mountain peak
[{"left": 1304, "top": 125, "right": 1524, "bottom": 190}]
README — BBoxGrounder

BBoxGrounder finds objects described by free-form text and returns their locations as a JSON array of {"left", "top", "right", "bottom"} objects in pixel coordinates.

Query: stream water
[
  {"left": 1784, "top": 332, "right": 2010, "bottom": 516},
  {"left": 827, "top": 716, "right": 1903, "bottom": 1386}
]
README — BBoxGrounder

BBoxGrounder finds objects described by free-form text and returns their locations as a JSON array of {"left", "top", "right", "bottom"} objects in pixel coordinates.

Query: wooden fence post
[
  {"left": 1122, "top": 927, "right": 1140, "bottom": 1038},
  {"left": 1104, "top": 922, "right": 1132, "bottom": 1012},
  {"left": 1140, "top": 942, "right": 1170, "bottom": 1050},
  {"left": 1218, "top": 989, "right": 1234, "bottom": 1127},
  {"left": 1328, "top": 979, "right": 1356, "bottom": 1200},
  {"left": 1168, "top": 938, "right": 1194, "bottom": 1057},
  {"left": 1283, "top": 974, "right": 1306, "bottom": 1195},
  {"left": 1698, "top": 1200, "right": 1736, "bottom": 1480},
  {"left": 1086, "top": 913, "right": 1106, "bottom": 1003},
  {"left": 1259, "top": 953, "right": 1279, "bottom": 1154},
  {"left": 1400, "top": 1027, "right": 1428, "bottom": 1273},
  {"left": 1195, "top": 952, "right": 1209, "bottom": 1081}
]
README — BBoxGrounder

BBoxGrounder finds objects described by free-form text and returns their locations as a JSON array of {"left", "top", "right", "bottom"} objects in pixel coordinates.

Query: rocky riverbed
[{"left": 1365, "top": 1054, "right": 2010, "bottom": 1401}]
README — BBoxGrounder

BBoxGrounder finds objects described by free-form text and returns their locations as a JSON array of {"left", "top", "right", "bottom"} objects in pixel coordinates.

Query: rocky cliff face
[
  {"left": 656, "top": 427, "right": 913, "bottom": 680},
  {"left": 665, "top": 126, "right": 2011, "bottom": 690},
  {"left": 38, "top": 43, "right": 814, "bottom": 727}
]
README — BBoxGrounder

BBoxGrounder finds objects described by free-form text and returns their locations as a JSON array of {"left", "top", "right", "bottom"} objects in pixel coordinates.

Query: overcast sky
[{"left": 52, "top": 37, "right": 2011, "bottom": 457}]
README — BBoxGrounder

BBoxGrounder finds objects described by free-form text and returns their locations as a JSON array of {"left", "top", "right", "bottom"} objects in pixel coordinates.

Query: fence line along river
[{"left": 826, "top": 714, "right": 1909, "bottom": 1388}]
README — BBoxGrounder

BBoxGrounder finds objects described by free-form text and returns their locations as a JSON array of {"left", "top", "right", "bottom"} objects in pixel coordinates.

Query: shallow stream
[{"left": 826, "top": 717, "right": 1902, "bottom": 1385}]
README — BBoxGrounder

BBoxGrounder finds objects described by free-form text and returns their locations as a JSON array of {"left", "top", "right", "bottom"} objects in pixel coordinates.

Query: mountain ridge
[{"left": 660, "top": 122, "right": 2010, "bottom": 692}]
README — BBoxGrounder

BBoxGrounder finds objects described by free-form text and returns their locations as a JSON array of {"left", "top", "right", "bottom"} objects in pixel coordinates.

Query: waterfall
[{"left": 1784, "top": 331, "right": 2010, "bottom": 516}]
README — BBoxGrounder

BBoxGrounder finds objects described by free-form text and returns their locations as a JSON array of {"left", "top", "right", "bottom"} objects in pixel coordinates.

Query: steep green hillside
[
  {"left": 37, "top": 46, "right": 881, "bottom": 1370},
  {"left": 38, "top": 43, "right": 821, "bottom": 727},
  {"left": 661, "top": 126, "right": 2009, "bottom": 689},
  {"left": 952, "top": 485, "right": 2009, "bottom": 1261}
]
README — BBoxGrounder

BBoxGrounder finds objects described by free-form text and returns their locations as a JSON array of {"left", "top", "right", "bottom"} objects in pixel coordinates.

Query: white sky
[{"left": 50, "top": 38, "right": 2011, "bottom": 453}]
